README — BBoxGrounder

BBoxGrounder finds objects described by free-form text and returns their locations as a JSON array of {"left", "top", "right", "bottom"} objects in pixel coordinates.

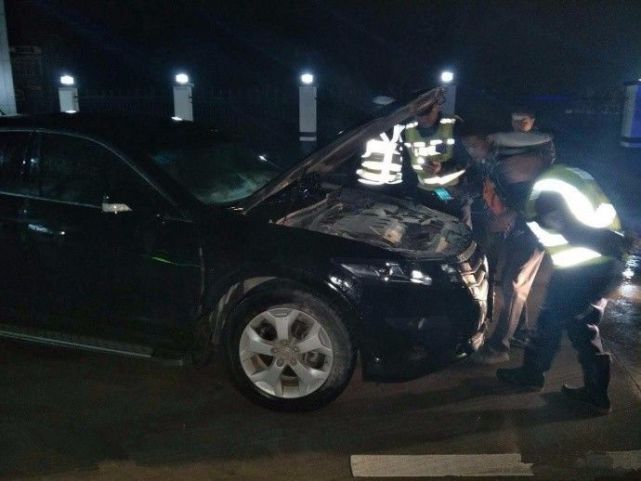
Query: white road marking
[
  {"left": 351, "top": 450, "right": 641, "bottom": 478},
  {"left": 579, "top": 450, "right": 641, "bottom": 471},
  {"left": 350, "top": 454, "right": 533, "bottom": 478}
]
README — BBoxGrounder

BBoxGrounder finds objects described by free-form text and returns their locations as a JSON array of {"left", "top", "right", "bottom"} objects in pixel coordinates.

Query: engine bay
[{"left": 277, "top": 188, "right": 471, "bottom": 258}]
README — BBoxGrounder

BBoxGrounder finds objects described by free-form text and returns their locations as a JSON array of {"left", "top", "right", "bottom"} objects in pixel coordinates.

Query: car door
[
  {"left": 0, "top": 130, "right": 36, "bottom": 323},
  {"left": 101, "top": 155, "right": 204, "bottom": 345},
  {"left": 25, "top": 132, "right": 117, "bottom": 331},
  {"left": 26, "top": 131, "right": 203, "bottom": 344}
]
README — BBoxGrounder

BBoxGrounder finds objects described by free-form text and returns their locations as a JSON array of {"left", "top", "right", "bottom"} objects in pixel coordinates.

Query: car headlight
[
  {"left": 440, "top": 263, "right": 462, "bottom": 284},
  {"left": 340, "top": 261, "right": 432, "bottom": 286}
]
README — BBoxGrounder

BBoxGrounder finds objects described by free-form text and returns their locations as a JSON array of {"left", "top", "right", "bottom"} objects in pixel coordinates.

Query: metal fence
[
  {"left": 15, "top": 86, "right": 371, "bottom": 161},
  {"left": 12, "top": 84, "right": 624, "bottom": 163}
]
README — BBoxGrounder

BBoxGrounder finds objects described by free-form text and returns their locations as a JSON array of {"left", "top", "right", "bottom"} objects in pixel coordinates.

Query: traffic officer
[
  {"left": 493, "top": 162, "right": 626, "bottom": 415},
  {"left": 401, "top": 102, "right": 465, "bottom": 215},
  {"left": 510, "top": 107, "right": 556, "bottom": 165}
]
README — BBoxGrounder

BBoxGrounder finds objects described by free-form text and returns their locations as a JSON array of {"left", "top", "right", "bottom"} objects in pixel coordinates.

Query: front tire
[{"left": 224, "top": 283, "right": 356, "bottom": 411}]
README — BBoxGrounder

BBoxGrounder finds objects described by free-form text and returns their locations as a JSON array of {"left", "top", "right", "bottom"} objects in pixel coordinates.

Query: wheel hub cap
[{"left": 238, "top": 307, "right": 334, "bottom": 399}]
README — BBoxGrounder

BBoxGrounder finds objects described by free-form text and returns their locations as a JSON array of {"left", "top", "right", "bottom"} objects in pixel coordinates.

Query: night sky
[{"left": 6, "top": 0, "right": 641, "bottom": 96}]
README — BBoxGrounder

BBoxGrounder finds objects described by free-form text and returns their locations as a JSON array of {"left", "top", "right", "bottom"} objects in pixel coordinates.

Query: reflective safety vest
[
  {"left": 524, "top": 165, "right": 623, "bottom": 269},
  {"left": 356, "top": 124, "right": 405, "bottom": 186},
  {"left": 404, "top": 117, "right": 463, "bottom": 190}
]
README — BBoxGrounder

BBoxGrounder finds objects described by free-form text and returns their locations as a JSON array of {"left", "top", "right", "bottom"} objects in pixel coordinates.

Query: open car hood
[
  {"left": 238, "top": 88, "right": 444, "bottom": 212},
  {"left": 276, "top": 188, "right": 473, "bottom": 260}
]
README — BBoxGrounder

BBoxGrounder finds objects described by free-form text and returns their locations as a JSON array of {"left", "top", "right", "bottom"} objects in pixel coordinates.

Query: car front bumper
[{"left": 332, "top": 249, "right": 490, "bottom": 381}]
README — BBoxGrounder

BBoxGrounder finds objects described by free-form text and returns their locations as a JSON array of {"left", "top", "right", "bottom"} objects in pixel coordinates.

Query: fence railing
[
  {"left": 22, "top": 87, "right": 377, "bottom": 160},
  {"left": 12, "top": 85, "right": 623, "bottom": 162}
]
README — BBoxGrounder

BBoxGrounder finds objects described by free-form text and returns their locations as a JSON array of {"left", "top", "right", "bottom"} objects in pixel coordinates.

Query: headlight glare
[{"left": 341, "top": 262, "right": 432, "bottom": 285}]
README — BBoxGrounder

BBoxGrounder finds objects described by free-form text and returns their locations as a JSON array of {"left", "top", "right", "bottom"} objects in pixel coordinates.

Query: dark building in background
[{"left": 10, "top": 45, "right": 44, "bottom": 112}]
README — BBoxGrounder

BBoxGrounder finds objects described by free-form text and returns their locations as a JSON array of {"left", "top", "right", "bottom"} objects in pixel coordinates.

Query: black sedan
[{"left": 0, "top": 89, "right": 488, "bottom": 410}]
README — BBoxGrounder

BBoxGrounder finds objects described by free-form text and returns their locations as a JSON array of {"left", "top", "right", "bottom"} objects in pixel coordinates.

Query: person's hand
[{"left": 424, "top": 160, "right": 443, "bottom": 176}]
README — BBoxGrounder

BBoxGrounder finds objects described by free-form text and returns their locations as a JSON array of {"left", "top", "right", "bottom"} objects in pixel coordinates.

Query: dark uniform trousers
[{"left": 523, "top": 258, "right": 623, "bottom": 390}]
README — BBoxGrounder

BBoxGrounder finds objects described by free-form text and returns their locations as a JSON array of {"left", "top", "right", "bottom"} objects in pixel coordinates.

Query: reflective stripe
[
  {"left": 567, "top": 167, "right": 594, "bottom": 181},
  {"left": 446, "top": 138, "right": 455, "bottom": 145},
  {"left": 357, "top": 169, "right": 402, "bottom": 183},
  {"left": 361, "top": 160, "right": 402, "bottom": 172},
  {"left": 532, "top": 178, "right": 617, "bottom": 229},
  {"left": 422, "top": 169, "right": 466, "bottom": 185},
  {"left": 404, "top": 119, "right": 457, "bottom": 188},
  {"left": 526, "top": 221, "right": 568, "bottom": 247},
  {"left": 363, "top": 139, "right": 400, "bottom": 155},
  {"left": 551, "top": 247, "right": 602, "bottom": 268},
  {"left": 357, "top": 124, "right": 405, "bottom": 185},
  {"left": 526, "top": 165, "right": 619, "bottom": 270},
  {"left": 357, "top": 177, "right": 402, "bottom": 186},
  {"left": 416, "top": 146, "right": 439, "bottom": 157}
]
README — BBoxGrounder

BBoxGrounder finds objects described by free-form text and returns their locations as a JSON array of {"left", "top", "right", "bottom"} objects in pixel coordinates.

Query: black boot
[
  {"left": 562, "top": 354, "right": 611, "bottom": 415},
  {"left": 561, "top": 386, "right": 611, "bottom": 415},
  {"left": 496, "top": 367, "right": 545, "bottom": 391}
]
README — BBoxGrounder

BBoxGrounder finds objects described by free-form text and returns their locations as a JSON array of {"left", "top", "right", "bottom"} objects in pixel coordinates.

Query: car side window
[
  {"left": 0, "top": 131, "right": 33, "bottom": 195},
  {"left": 39, "top": 134, "right": 114, "bottom": 205},
  {"left": 38, "top": 133, "right": 171, "bottom": 214},
  {"left": 106, "top": 156, "right": 166, "bottom": 212}
]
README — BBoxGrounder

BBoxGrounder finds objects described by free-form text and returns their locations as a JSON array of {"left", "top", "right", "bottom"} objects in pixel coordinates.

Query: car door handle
[
  {"left": 102, "top": 203, "right": 132, "bottom": 214},
  {"left": 27, "top": 223, "right": 67, "bottom": 236}
]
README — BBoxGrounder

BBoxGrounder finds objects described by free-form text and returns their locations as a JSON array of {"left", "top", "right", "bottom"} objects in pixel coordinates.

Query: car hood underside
[{"left": 276, "top": 189, "right": 472, "bottom": 259}]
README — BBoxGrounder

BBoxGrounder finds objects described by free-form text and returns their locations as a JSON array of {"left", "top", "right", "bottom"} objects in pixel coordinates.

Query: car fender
[{"left": 205, "top": 264, "right": 364, "bottom": 350}]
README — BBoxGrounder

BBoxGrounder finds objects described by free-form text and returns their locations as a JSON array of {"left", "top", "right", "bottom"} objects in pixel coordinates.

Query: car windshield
[{"left": 148, "top": 131, "right": 281, "bottom": 205}]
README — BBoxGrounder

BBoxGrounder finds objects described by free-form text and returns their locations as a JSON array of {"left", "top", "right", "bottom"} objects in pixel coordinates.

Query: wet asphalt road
[
  {"left": 1, "top": 257, "right": 640, "bottom": 481},
  {"left": 601, "top": 254, "right": 641, "bottom": 390}
]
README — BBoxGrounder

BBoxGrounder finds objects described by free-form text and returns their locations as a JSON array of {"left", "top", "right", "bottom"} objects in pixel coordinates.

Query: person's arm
[
  {"left": 400, "top": 141, "right": 418, "bottom": 198},
  {"left": 541, "top": 138, "right": 556, "bottom": 166}
]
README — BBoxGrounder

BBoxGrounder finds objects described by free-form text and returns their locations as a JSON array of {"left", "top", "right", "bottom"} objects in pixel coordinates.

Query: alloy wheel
[{"left": 238, "top": 307, "right": 334, "bottom": 399}]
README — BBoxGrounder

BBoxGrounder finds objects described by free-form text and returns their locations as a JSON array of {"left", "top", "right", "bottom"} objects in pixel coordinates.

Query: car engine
[{"left": 277, "top": 189, "right": 471, "bottom": 258}]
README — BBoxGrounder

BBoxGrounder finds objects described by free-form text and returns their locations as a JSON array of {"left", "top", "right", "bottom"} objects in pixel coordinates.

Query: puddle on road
[
  {"left": 621, "top": 253, "right": 639, "bottom": 285},
  {"left": 603, "top": 253, "right": 641, "bottom": 351}
]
